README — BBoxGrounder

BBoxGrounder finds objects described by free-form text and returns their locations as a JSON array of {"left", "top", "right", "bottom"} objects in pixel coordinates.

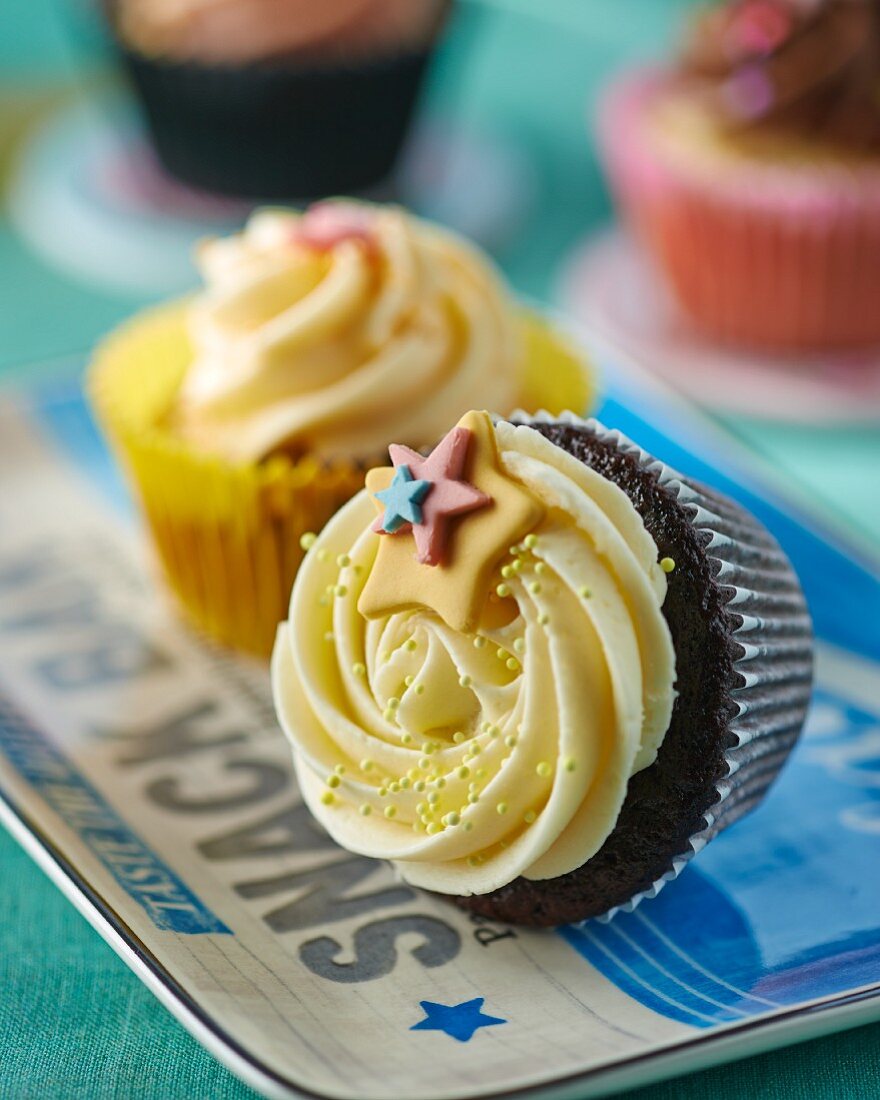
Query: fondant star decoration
[
  {"left": 410, "top": 998, "right": 506, "bottom": 1043},
  {"left": 373, "top": 465, "right": 431, "bottom": 533},
  {"left": 372, "top": 426, "right": 491, "bottom": 565},
  {"left": 358, "top": 411, "right": 544, "bottom": 633}
]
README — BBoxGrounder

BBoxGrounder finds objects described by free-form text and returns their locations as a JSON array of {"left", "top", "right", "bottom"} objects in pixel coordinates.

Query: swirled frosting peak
[
  {"left": 173, "top": 202, "right": 523, "bottom": 463},
  {"left": 272, "top": 415, "right": 677, "bottom": 896}
]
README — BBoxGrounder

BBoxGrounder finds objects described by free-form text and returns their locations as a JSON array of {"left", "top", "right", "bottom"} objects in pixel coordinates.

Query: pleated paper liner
[
  {"left": 509, "top": 411, "right": 813, "bottom": 923},
  {"left": 88, "top": 302, "right": 594, "bottom": 657}
]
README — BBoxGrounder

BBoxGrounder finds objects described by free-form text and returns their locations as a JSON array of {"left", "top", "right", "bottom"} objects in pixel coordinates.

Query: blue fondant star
[
  {"left": 410, "top": 998, "right": 507, "bottom": 1042},
  {"left": 373, "top": 464, "right": 431, "bottom": 533}
]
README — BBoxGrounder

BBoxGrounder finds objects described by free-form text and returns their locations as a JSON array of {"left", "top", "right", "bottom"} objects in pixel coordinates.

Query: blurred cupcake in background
[
  {"left": 598, "top": 0, "right": 880, "bottom": 352},
  {"left": 107, "top": 0, "right": 450, "bottom": 197},
  {"left": 88, "top": 199, "right": 593, "bottom": 655}
]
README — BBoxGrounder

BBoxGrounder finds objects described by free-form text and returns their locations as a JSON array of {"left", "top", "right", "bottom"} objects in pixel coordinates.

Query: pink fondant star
[
  {"left": 371, "top": 427, "right": 491, "bottom": 566},
  {"left": 293, "top": 201, "right": 376, "bottom": 253}
]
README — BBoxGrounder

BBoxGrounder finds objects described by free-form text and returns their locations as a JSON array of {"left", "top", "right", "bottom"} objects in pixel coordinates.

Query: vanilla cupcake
[
  {"left": 89, "top": 201, "right": 592, "bottom": 654},
  {"left": 272, "top": 411, "right": 811, "bottom": 924},
  {"left": 174, "top": 203, "right": 523, "bottom": 461}
]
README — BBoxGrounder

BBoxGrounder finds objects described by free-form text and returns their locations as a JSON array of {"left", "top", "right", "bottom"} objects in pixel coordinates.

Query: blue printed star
[
  {"left": 373, "top": 464, "right": 431, "bottom": 533},
  {"left": 410, "top": 998, "right": 507, "bottom": 1042}
]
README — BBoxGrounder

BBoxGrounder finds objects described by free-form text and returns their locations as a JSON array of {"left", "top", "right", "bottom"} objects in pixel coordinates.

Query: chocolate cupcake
[
  {"left": 108, "top": 0, "right": 449, "bottom": 198},
  {"left": 272, "top": 410, "right": 812, "bottom": 926}
]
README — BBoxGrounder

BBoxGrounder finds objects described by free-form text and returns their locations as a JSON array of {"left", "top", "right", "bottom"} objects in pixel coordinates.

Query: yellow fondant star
[{"left": 358, "top": 411, "right": 544, "bottom": 632}]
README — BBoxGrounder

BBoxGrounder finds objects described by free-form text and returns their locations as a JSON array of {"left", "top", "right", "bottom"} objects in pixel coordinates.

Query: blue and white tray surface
[{"left": 0, "top": 338, "right": 878, "bottom": 1100}]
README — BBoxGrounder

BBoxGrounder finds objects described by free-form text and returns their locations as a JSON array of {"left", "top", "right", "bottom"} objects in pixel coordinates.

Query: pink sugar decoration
[
  {"left": 729, "top": 1, "right": 793, "bottom": 57},
  {"left": 722, "top": 66, "right": 775, "bottom": 120},
  {"left": 294, "top": 201, "right": 376, "bottom": 252},
  {"left": 372, "top": 427, "right": 491, "bottom": 566}
]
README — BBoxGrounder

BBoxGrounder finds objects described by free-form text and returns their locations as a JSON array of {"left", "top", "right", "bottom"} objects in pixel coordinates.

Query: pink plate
[{"left": 558, "top": 231, "right": 880, "bottom": 424}]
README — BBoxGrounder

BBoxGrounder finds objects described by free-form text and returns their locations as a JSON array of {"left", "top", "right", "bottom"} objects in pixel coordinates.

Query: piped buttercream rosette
[
  {"left": 272, "top": 411, "right": 677, "bottom": 895},
  {"left": 174, "top": 202, "right": 523, "bottom": 463}
]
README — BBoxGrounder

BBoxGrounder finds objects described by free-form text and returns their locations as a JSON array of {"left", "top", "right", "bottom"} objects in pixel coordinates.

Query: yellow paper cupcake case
[{"left": 88, "top": 301, "right": 594, "bottom": 657}]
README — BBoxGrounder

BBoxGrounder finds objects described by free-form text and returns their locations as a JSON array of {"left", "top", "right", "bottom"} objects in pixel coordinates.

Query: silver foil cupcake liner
[{"left": 505, "top": 409, "right": 813, "bottom": 924}]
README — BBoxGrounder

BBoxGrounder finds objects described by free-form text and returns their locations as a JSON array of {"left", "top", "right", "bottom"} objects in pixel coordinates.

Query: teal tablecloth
[{"left": 2, "top": 2, "right": 879, "bottom": 1098}]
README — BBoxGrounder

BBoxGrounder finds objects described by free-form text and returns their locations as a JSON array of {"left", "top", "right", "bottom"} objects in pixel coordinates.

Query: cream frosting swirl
[
  {"left": 118, "top": 0, "right": 443, "bottom": 64},
  {"left": 173, "top": 203, "right": 523, "bottom": 463},
  {"left": 272, "top": 419, "right": 677, "bottom": 895}
]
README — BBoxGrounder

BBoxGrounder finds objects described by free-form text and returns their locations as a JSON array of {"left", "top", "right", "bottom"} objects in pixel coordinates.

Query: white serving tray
[{"left": 1, "top": 342, "right": 879, "bottom": 1099}]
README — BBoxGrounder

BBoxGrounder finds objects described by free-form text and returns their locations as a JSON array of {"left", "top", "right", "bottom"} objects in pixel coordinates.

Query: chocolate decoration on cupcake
[
  {"left": 682, "top": 0, "right": 880, "bottom": 150},
  {"left": 272, "top": 411, "right": 812, "bottom": 926}
]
